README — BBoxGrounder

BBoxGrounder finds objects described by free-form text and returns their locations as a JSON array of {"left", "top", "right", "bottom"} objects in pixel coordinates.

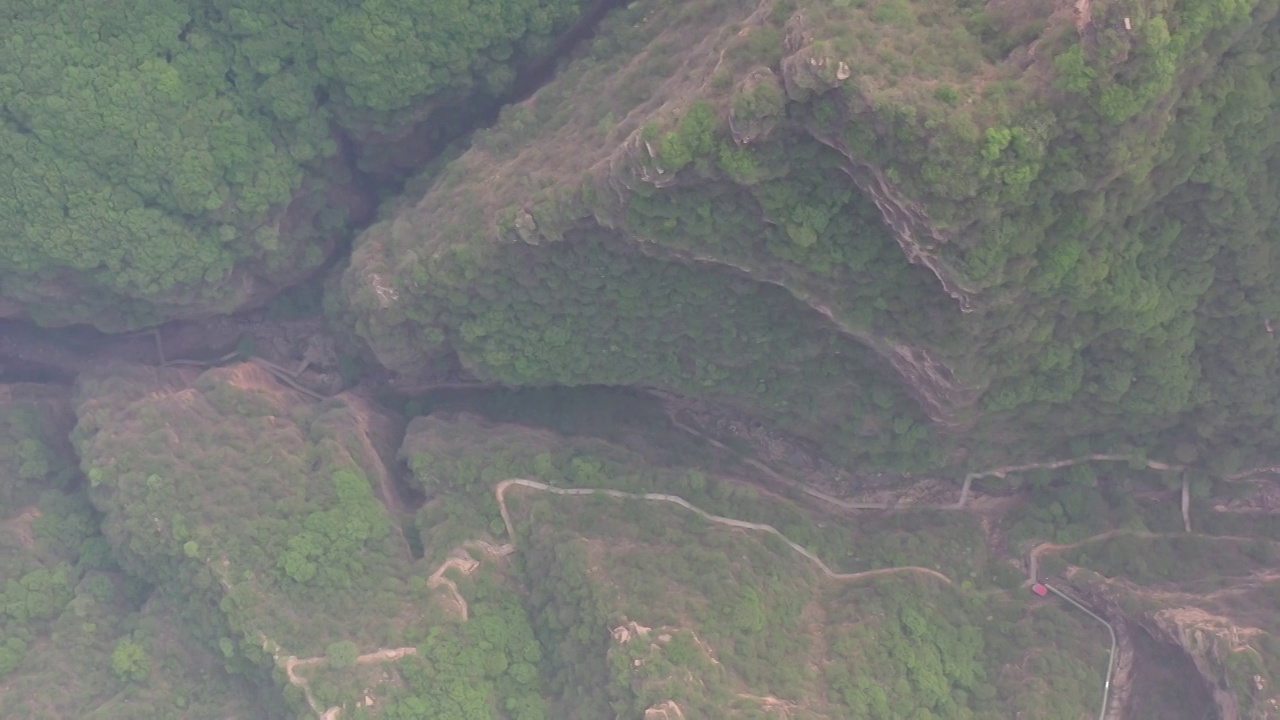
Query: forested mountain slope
[
  {"left": 4, "top": 0, "right": 1280, "bottom": 716},
  {"left": 342, "top": 0, "right": 1280, "bottom": 477},
  {"left": 0, "top": 382, "right": 280, "bottom": 718},
  {"left": 0, "top": 0, "right": 595, "bottom": 329}
]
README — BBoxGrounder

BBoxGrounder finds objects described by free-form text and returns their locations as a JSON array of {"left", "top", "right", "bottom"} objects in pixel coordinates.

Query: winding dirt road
[
  {"left": 263, "top": 635, "right": 419, "bottom": 720},
  {"left": 492, "top": 478, "right": 953, "bottom": 584},
  {"left": 276, "top": 476, "right": 956, "bottom": 719},
  {"left": 1026, "top": 529, "right": 1274, "bottom": 583},
  {"left": 426, "top": 541, "right": 514, "bottom": 620},
  {"left": 269, "top": 437, "right": 1243, "bottom": 720}
]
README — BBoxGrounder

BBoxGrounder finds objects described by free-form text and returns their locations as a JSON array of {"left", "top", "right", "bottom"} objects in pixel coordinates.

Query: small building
[{"left": 1031, "top": 583, "right": 1049, "bottom": 597}]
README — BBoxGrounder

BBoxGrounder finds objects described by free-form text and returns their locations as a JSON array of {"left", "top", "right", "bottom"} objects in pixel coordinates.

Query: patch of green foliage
[
  {"left": 0, "top": 386, "right": 78, "bottom": 514},
  {"left": 383, "top": 577, "right": 549, "bottom": 720}
]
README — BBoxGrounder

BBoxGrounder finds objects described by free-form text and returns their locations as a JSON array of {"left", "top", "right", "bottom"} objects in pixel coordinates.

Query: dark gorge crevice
[{"left": 345, "top": 0, "right": 634, "bottom": 195}]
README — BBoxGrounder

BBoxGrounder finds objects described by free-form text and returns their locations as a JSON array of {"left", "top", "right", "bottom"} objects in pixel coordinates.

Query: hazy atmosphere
[{"left": 2, "top": 0, "right": 1279, "bottom": 717}]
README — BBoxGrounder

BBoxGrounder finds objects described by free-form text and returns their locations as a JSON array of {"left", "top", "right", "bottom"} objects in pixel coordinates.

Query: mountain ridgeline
[{"left": 333, "top": 0, "right": 1280, "bottom": 478}]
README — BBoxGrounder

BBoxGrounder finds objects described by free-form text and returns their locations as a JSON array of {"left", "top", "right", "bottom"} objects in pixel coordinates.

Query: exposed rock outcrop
[
  {"left": 1071, "top": 570, "right": 1280, "bottom": 720},
  {"left": 1142, "top": 607, "right": 1280, "bottom": 720},
  {"left": 644, "top": 700, "right": 686, "bottom": 720}
]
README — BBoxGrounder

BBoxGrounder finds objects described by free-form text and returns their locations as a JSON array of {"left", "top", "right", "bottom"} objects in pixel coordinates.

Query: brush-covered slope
[
  {"left": 68, "top": 363, "right": 454, "bottom": 717},
  {"left": 0, "top": 0, "right": 595, "bottom": 330},
  {"left": 343, "top": 0, "right": 1280, "bottom": 473},
  {"left": 0, "top": 381, "right": 278, "bottom": 719}
]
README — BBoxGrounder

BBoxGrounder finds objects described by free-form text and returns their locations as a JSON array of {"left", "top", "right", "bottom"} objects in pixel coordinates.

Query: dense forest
[
  {"left": 0, "top": 0, "right": 595, "bottom": 329},
  {"left": 4, "top": 0, "right": 1280, "bottom": 715}
]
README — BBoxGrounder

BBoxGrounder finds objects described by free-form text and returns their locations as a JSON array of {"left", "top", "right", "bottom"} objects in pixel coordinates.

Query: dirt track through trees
[{"left": 274, "top": 417, "right": 1261, "bottom": 720}]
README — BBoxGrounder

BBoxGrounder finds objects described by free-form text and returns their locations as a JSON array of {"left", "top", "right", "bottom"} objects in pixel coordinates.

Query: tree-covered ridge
[
  {"left": 68, "top": 363, "right": 452, "bottom": 715},
  {"left": 0, "top": 383, "right": 280, "bottom": 719},
  {"left": 0, "top": 0, "right": 593, "bottom": 330},
  {"left": 342, "top": 0, "right": 1280, "bottom": 476},
  {"left": 370, "top": 230, "right": 943, "bottom": 472}
]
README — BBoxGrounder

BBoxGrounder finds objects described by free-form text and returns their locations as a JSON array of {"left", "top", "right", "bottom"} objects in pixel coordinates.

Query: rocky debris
[
  {"left": 644, "top": 700, "right": 686, "bottom": 720},
  {"left": 884, "top": 342, "right": 981, "bottom": 427},
  {"left": 831, "top": 155, "right": 976, "bottom": 313},
  {"left": 781, "top": 43, "right": 851, "bottom": 102},
  {"left": 611, "top": 620, "right": 654, "bottom": 645},
  {"left": 513, "top": 209, "right": 539, "bottom": 242}
]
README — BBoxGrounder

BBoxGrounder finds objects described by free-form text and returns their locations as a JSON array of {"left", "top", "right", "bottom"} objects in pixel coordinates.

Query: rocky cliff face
[
  {"left": 1142, "top": 606, "right": 1280, "bottom": 720},
  {"left": 1069, "top": 566, "right": 1280, "bottom": 720}
]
